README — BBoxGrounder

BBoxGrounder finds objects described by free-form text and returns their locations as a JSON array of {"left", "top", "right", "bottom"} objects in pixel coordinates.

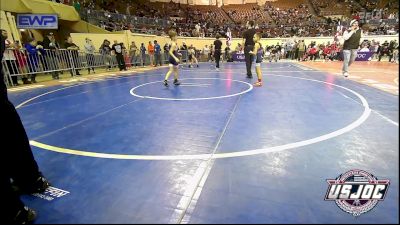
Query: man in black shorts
[{"left": 242, "top": 21, "right": 256, "bottom": 78}]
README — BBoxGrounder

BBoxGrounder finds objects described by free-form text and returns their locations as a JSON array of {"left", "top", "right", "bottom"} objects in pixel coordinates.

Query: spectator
[
  {"left": 24, "top": 37, "right": 45, "bottom": 83},
  {"left": 3, "top": 37, "right": 19, "bottom": 85},
  {"left": 84, "top": 38, "right": 96, "bottom": 74},
  {"left": 163, "top": 43, "right": 169, "bottom": 64},
  {"left": 73, "top": 0, "right": 81, "bottom": 12},
  {"left": 100, "top": 39, "right": 112, "bottom": 71},
  {"left": 42, "top": 32, "right": 60, "bottom": 79},
  {"left": 126, "top": 3, "right": 131, "bottom": 16},
  {"left": 140, "top": 43, "right": 146, "bottom": 67},
  {"left": 342, "top": 19, "right": 363, "bottom": 77},
  {"left": 235, "top": 43, "right": 242, "bottom": 53},
  {"left": 297, "top": 40, "right": 306, "bottom": 61},
  {"left": 13, "top": 41, "right": 30, "bottom": 84},
  {"left": 202, "top": 45, "right": 210, "bottom": 61},
  {"left": 359, "top": 45, "right": 370, "bottom": 52},
  {"left": 112, "top": 40, "right": 127, "bottom": 71},
  {"left": 154, "top": 40, "right": 162, "bottom": 67},
  {"left": 147, "top": 41, "right": 154, "bottom": 66},
  {"left": 64, "top": 36, "right": 81, "bottom": 76},
  {"left": 129, "top": 41, "right": 138, "bottom": 68}
]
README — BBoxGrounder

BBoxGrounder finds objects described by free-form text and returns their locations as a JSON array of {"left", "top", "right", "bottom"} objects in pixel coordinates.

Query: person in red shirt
[
  {"left": 309, "top": 46, "right": 318, "bottom": 61},
  {"left": 13, "top": 41, "right": 30, "bottom": 84},
  {"left": 322, "top": 45, "right": 332, "bottom": 61}
]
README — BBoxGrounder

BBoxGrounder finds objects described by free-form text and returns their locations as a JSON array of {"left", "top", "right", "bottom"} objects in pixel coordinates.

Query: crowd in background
[
  {"left": 49, "top": 0, "right": 398, "bottom": 38},
  {"left": 2, "top": 0, "right": 398, "bottom": 86},
  {"left": 3, "top": 30, "right": 398, "bottom": 85}
]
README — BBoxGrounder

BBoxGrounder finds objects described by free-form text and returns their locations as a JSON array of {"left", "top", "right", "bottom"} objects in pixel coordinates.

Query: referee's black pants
[
  {"left": 1, "top": 78, "right": 42, "bottom": 220},
  {"left": 244, "top": 45, "right": 254, "bottom": 77},
  {"left": 215, "top": 49, "right": 221, "bottom": 68}
]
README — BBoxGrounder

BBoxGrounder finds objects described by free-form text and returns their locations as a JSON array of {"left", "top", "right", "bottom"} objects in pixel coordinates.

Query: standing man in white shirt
[
  {"left": 202, "top": 45, "right": 210, "bottom": 62},
  {"left": 342, "top": 20, "right": 363, "bottom": 77}
]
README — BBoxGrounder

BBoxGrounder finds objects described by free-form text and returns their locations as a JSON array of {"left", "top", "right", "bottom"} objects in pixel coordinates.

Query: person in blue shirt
[
  {"left": 24, "top": 37, "right": 45, "bottom": 83},
  {"left": 154, "top": 40, "right": 162, "bottom": 67}
]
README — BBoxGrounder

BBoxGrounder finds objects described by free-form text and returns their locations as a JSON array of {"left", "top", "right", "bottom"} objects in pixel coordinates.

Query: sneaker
[
  {"left": 12, "top": 206, "right": 37, "bottom": 224},
  {"left": 343, "top": 72, "right": 349, "bottom": 77},
  {"left": 253, "top": 81, "right": 262, "bottom": 87},
  {"left": 164, "top": 80, "right": 169, "bottom": 87},
  {"left": 22, "top": 79, "right": 32, "bottom": 84},
  {"left": 14, "top": 175, "right": 50, "bottom": 194},
  {"left": 173, "top": 79, "right": 181, "bottom": 86},
  {"left": 246, "top": 75, "right": 253, "bottom": 79},
  {"left": 216, "top": 68, "right": 220, "bottom": 71},
  {"left": 34, "top": 176, "right": 51, "bottom": 193}
]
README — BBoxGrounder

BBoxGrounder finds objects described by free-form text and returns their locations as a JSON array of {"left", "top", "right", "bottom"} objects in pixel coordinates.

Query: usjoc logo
[
  {"left": 17, "top": 14, "right": 58, "bottom": 29},
  {"left": 325, "top": 169, "right": 390, "bottom": 217}
]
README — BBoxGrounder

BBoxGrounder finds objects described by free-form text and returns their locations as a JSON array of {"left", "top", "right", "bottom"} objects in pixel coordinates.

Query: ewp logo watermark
[
  {"left": 17, "top": 14, "right": 58, "bottom": 29},
  {"left": 325, "top": 169, "right": 390, "bottom": 217}
]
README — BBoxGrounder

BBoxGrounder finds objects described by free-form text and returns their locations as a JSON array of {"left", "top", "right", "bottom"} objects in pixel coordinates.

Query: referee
[
  {"left": 242, "top": 21, "right": 256, "bottom": 78},
  {"left": 1, "top": 29, "right": 50, "bottom": 223}
]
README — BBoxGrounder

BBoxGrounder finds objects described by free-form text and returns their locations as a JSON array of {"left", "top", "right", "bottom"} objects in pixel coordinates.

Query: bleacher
[
  {"left": 188, "top": 5, "right": 231, "bottom": 25},
  {"left": 222, "top": 4, "right": 269, "bottom": 24},
  {"left": 75, "top": 0, "right": 398, "bottom": 38},
  {"left": 268, "top": 0, "right": 307, "bottom": 9}
]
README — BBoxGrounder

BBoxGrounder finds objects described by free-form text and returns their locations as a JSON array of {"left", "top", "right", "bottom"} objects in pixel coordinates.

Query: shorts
[{"left": 169, "top": 57, "right": 179, "bottom": 66}]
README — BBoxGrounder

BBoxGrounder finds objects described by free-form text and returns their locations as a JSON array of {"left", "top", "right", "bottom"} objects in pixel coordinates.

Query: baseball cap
[{"left": 350, "top": 20, "right": 358, "bottom": 26}]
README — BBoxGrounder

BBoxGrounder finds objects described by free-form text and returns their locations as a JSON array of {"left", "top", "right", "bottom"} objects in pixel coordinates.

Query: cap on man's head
[
  {"left": 350, "top": 19, "right": 358, "bottom": 26},
  {"left": 48, "top": 32, "right": 54, "bottom": 36}
]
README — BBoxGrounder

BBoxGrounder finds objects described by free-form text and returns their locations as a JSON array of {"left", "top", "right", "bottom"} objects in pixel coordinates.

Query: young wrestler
[
  {"left": 164, "top": 30, "right": 181, "bottom": 87},
  {"left": 249, "top": 32, "right": 263, "bottom": 87}
]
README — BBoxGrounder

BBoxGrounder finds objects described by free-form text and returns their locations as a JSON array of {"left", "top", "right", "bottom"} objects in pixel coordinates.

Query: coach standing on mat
[
  {"left": 342, "top": 19, "right": 363, "bottom": 77},
  {"left": 242, "top": 21, "right": 256, "bottom": 78},
  {"left": 1, "top": 29, "right": 50, "bottom": 223}
]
